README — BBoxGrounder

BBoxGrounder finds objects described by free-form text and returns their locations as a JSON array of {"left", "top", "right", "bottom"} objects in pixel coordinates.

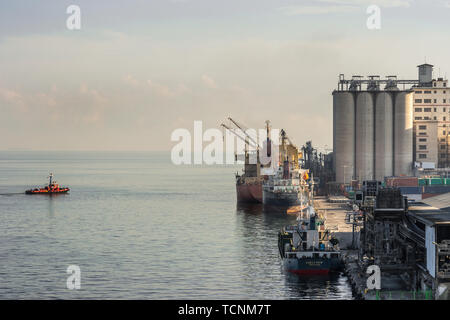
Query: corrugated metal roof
[
  {"left": 408, "top": 193, "right": 450, "bottom": 225},
  {"left": 420, "top": 192, "right": 450, "bottom": 210}
]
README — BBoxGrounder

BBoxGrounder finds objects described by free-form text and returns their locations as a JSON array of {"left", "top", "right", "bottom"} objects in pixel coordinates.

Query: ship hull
[
  {"left": 236, "top": 183, "right": 262, "bottom": 203},
  {"left": 262, "top": 189, "right": 300, "bottom": 207},
  {"left": 283, "top": 257, "right": 342, "bottom": 275},
  {"left": 25, "top": 189, "right": 70, "bottom": 195}
]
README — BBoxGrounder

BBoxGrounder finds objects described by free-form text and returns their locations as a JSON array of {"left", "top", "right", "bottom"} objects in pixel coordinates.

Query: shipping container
[
  {"left": 348, "top": 191, "right": 355, "bottom": 200},
  {"left": 430, "top": 178, "right": 444, "bottom": 185},
  {"left": 386, "top": 177, "right": 418, "bottom": 187},
  {"left": 424, "top": 185, "right": 450, "bottom": 194},
  {"left": 399, "top": 186, "right": 421, "bottom": 194}
]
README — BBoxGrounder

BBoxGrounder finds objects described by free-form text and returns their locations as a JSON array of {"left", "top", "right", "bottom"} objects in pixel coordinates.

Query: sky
[{"left": 1, "top": 0, "right": 450, "bottom": 151}]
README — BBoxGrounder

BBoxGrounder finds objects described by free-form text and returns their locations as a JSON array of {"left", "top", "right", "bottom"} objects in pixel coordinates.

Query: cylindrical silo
[
  {"left": 333, "top": 91, "right": 355, "bottom": 183},
  {"left": 355, "top": 92, "right": 374, "bottom": 181},
  {"left": 375, "top": 92, "right": 394, "bottom": 181},
  {"left": 394, "top": 91, "right": 413, "bottom": 176}
]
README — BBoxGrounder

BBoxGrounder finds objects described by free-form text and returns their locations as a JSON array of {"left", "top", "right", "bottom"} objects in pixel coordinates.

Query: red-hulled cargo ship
[
  {"left": 25, "top": 173, "right": 70, "bottom": 194},
  {"left": 222, "top": 118, "right": 272, "bottom": 204},
  {"left": 236, "top": 175, "right": 263, "bottom": 203}
]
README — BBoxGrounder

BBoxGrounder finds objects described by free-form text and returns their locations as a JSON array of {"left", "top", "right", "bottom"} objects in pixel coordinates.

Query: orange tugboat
[{"left": 25, "top": 173, "right": 70, "bottom": 194}]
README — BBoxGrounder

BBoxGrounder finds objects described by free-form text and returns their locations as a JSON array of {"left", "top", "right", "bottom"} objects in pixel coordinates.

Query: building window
[
  {"left": 434, "top": 91, "right": 437, "bottom": 94},
  {"left": 415, "top": 117, "right": 422, "bottom": 120},
  {"left": 434, "top": 100, "right": 437, "bottom": 104},
  {"left": 419, "top": 154, "right": 427, "bottom": 159},
  {"left": 425, "top": 91, "right": 432, "bottom": 94},
  {"left": 434, "top": 107, "right": 437, "bottom": 112},
  {"left": 419, "top": 145, "right": 427, "bottom": 150},
  {"left": 444, "top": 130, "right": 447, "bottom": 135},
  {"left": 415, "top": 99, "right": 423, "bottom": 103},
  {"left": 441, "top": 145, "right": 447, "bottom": 150},
  {"left": 416, "top": 90, "right": 423, "bottom": 93},
  {"left": 419, "top": 132, "right": 426, "bottom": 136},
  {"left": 442, "top": 154, "right": 447, "bottom": 158},
  {"left": 415, "top": 107, "right": 423, "bottom": 112},
  {"left": 424, "top": 116, "right": 431, "bottom": 120},
  {"left": 434, "top": 116, "right": 437, "bottom": 120},
  {"left": 424, "top": 107, "right": 432, "bottom": 112},
  {"left": 424, "top": 100, "right": 432, "bottom": 104},
  {"left": 419, "top": 138, "right": 427, "bottom": 142},
  {"left": 419, "top": 125, "right": 427, "bottom": 130},
  {"left": 444, "top": 117, "right": 447, "bottom": 121}
]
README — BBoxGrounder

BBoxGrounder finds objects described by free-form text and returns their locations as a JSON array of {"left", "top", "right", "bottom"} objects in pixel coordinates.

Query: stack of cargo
[
  {"left": 418, "top": 177, "right": 450, "bottom": 199},
  {"left": 384, "top": 176, "right": 450, "bottom": 200},
  {"left": 385, "top": 177, "right": 422, "bottom": 201}
]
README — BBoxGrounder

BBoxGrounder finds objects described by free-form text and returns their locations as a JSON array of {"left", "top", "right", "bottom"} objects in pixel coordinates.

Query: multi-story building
[{"left": 413, "top": 64, "right": 450, "bottom": 168}]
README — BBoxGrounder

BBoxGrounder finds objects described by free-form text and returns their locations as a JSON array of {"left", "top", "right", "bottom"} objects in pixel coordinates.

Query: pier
[{"left": 314, "top": 190, "right": 450, "bottom": 300}]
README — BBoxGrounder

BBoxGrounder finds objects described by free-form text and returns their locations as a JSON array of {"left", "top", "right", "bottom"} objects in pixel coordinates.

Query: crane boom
[
  {"left": 281, "top": 129, "right": 295, "bottom": 147},
  {"left": 220, "top": 123, "right": 258, "bottom": 149},
  {"left": 227, "top": 117, "right": 260, "bottom": 149}
]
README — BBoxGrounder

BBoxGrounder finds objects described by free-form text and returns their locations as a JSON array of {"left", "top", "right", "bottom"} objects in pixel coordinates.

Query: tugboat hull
[
  {"left": 25, "top": 189, "right": 69, "bottom": 195},
  {"left": 25, "top": 173, "right": 70, "bottom": 195}
]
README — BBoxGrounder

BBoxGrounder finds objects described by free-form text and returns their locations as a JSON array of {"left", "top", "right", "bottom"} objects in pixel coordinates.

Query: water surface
[{"left": 0, "top": 151, "right": 352, "bottom": 299}]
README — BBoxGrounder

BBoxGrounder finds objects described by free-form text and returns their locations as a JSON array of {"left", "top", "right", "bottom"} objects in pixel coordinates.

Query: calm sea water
[{"left": 0, "top": 151, "right": 353, "bottom": 299}]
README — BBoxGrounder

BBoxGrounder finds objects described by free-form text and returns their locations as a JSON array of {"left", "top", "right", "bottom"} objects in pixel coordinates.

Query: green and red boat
[{"left": 278, "top": 206, "right": 342, "bottom": 275}]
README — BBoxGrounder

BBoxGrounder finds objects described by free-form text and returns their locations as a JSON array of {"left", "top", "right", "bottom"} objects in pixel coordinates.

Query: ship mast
[{"left": 49, "top": 173, "right": 53, "bottom": 187}]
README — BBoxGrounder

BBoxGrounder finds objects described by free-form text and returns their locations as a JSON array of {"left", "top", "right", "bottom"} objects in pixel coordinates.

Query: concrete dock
[
  {"left": 313, "top": 195, "right": 436, "bottom": 300},
  {"left": 313, "top": 192, "right": 450, "bottom": 300},
  {"left": 314, "top": 196, "right": 359, "bottom": 250}
]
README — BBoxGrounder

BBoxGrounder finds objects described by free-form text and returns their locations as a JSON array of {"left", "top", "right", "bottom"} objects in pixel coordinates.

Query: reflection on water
[{"left": 236, "top": 202, "right": 353, "bottom": 300}]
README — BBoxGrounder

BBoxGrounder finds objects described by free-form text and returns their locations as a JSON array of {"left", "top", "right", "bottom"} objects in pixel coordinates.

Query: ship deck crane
[
  {"left": 226, "top": 117, "right": 260, "bottom": 150},
  {"left": 220, "top": 123, "right": 259, "bottom": 150}
]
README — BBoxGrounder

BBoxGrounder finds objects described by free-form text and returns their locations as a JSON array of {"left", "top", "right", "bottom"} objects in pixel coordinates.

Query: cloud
[
  {"left": 0, "top": 87, "right": 27, "bottom": 112},
  {"left": 278, "top": 5, "right": 358, "bottom": 15},
  {"left": 123, "top": 74, "right": 140, "bottom": 87},
  {"left": 147, "top": 80, "right": 177, "bottom": 97},
  {"left": 201, "top": 74, "right": 218, "bottom": 89},
  {"left": 317, "top": 0, "right": 412, "bottom": 8},
  {"left": 279, "top": 0, "right": 412, "bottom": 15}
]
